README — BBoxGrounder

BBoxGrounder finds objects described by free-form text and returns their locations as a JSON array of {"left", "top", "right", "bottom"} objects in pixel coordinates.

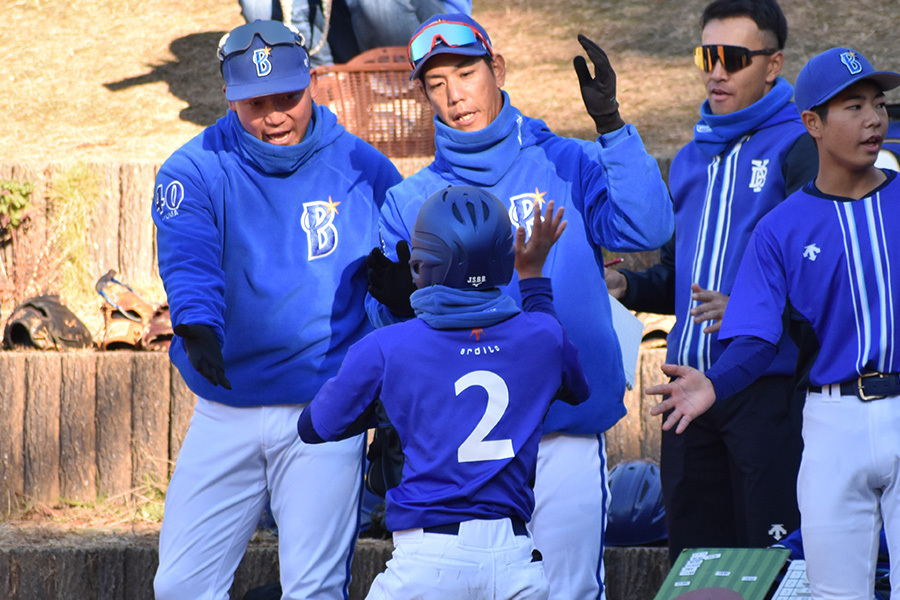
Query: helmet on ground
[
  {"left": 606, "top": 459, "right": 667, "bottom": 546},
  {"left": 410, "top": 185, "right": 514, "bottom": 290}
]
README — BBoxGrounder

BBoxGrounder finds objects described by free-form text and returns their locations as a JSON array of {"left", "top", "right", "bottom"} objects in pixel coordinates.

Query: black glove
[
  {"left": 573, "top": 34, "right": 625, "bottom": 134},
  {"left": 174, "top": 323, "right": 232, "bottom": 390},
  {"left": 366, "top": 241, "right": 416, "bottom": 318}
]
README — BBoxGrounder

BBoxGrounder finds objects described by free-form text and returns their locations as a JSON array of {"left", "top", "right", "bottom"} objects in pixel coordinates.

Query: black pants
[{"left": 660, "top": 374, "right": 804, "bottom": 565}]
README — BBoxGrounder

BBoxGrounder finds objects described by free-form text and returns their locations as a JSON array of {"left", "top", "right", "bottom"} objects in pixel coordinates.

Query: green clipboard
[{"left": 653, "top": 547, "right": 790, "bottom": 600}]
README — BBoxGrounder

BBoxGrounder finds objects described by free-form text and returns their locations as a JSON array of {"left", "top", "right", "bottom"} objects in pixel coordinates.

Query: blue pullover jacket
[
  {"left": 369, "top": 92, "right": 673, "bottom": 434},
  {"left": 153, "top": 105, "right": 401, "bottom": 406}
]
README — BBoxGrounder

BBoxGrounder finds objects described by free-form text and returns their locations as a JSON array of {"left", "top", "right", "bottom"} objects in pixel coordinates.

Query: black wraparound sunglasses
[{"left": 694, "top": 44, "right": 777, "bottom": 73}]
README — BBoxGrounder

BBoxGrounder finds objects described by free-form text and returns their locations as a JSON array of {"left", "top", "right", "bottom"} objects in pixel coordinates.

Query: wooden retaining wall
[
  {"left": 0, "top": 351, "right": 194, "bottom": 513},
  {"left": 0, "top": 158, "right": 673, "bottom": 510},
  {"left": 0, "top": 535, "right": 668, "bottom": 600},
  {"left": 0, "top": 157, "right": 671, "bottom": 302},
  {"left": 0, "top": 158, "right": 434, "bottom": 300},
  {"left": 0, "top": 348, "right": 667, "bottom": 513}
]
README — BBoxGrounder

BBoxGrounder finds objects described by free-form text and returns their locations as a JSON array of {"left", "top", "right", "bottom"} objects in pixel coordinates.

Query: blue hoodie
[
  {"left": 665, "top": 78, "right": 814, "bottom": 374},
  {"left": 153, "top": 105, "right": 402, "bottom": 406},
  {"left": 369, "top": 92, "right": 673, "bottom": 434}
]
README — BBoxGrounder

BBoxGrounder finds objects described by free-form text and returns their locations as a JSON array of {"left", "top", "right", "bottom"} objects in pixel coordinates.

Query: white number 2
[{"left": 455, "top": 370, "right": 515, "bottom": 463}]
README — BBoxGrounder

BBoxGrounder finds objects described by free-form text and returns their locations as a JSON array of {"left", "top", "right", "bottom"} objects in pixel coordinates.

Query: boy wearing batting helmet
[
  {"left": 152, "top": 20, "right": 401, "bottom": 600},
  {"left": 648, "top": 47, "right": 900, "bottom": 599},
  {"left": 300, "top": 186, "right": 589, "bottom": 600},
  {"left": 606, "top": 0, "right": 818, "bottom": 564},
  {"left": 364, "top": 13, "right": 673, "bottom": 598}
]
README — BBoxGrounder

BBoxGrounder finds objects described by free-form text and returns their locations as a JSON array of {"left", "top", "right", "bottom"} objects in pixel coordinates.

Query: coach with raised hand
[
  {"left": 151, "top": 19, "right": 401, "bottom": 600},
  {"left": 366, "top": 13, "right": 673, "bottom": 599},
  {"left": 606, "top": 0, "right": 819, "bottom": 565}
]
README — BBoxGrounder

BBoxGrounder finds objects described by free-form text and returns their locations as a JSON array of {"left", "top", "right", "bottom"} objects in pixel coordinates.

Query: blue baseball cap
[
  {"left": 408, "top": 13, "right": 493, "bottom": 81},
  {"left": 219, "top": 21, "right": 311, "bottom": 101},
  {"left": 794, "top": 47, "right": 900, "bottom": 112}
]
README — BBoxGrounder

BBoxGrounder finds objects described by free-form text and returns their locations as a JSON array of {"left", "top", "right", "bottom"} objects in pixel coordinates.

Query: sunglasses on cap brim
[
  {"left": 408, "top": 21, "right": 493, "bottom": 67},
  {"left": 694, "top": 44, "right": 777, "bottom": 73},
  {"left": 217, "top": 21, "right": 306, "bottom": 62}
]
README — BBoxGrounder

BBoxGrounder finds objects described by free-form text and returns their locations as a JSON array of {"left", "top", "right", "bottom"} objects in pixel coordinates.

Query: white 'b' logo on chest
[{"left": 749, "top": 159, "right": 769, "bottom": 192}]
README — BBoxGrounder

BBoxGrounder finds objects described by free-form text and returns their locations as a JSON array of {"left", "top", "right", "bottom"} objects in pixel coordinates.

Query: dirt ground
[
  {"left": 3, "top": 0, "right": 899, "bottom": 165},
  {"left": 1, "top": 0, "right": 899, "bottom": 535}
]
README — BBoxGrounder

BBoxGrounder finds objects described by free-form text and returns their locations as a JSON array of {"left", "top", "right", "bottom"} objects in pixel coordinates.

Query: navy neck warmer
[{"left": 411, "top": 285, "right": 520, "bottom": 330}]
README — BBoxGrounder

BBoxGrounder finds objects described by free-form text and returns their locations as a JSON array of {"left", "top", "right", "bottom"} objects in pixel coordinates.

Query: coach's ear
[
  {"left": 308, "top": 71, "right": 319, "bottom": 102},
  {"left": 801, "top": 109, "right": 823, "bottom": 140}
]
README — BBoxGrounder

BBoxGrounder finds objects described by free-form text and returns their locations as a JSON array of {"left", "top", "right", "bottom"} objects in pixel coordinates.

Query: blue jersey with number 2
[{"left": 305, "top": 311, "right": 590, "bottom": 532}]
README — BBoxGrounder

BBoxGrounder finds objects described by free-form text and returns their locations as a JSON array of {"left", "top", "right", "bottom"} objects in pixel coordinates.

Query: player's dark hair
[
  {"left": 810, "top": 103, "right": 829, "bottom": 122},
  {"left": 701, "top": 0, "right": 788, "bottom": 49}
]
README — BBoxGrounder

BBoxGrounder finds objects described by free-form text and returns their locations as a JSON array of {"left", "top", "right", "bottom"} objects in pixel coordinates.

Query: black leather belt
[
  {"left": 424, "top": 517, "right": 529, "bottom": 536},
  {"left": 809, "top": 372, "right": 900, "bottom": 401}
]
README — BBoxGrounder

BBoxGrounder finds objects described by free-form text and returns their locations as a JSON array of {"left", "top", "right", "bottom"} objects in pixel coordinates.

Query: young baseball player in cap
[
  {"left": 299, "top": 186, "right": 589, "bottom": 600},
  {"left": 364, "top": 13, "right": 673, "bottom": 598},
  {"left": 647, "top": 47, "right": 900, "bottom": 599},
  {"left": 152, "top": 20, "right": 401, "bottom": 600}
]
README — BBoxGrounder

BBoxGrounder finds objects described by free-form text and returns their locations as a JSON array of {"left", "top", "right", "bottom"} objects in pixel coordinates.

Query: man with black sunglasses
[
  {"left": 606, "top": 0, "right": 818, "bottom": 565},
  {"left": 366, "top": 12, "right": 674, "bottom": 600},
  {"left": 151, "top": 20, "right": 401, "bottom": 600}
]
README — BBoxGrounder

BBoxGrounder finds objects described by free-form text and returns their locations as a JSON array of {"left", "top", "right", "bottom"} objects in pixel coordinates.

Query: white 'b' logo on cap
[
  {"left": 253, "top": 47, "right": 273, "bottom": 78},
  {"left": 840, "top": 51, "right": 862, "bottom": 75}
]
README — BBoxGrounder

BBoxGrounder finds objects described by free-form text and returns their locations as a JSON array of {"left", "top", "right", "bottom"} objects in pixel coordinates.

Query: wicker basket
[{"left": 313, "top": 47, "right": 436, "bottom": 158}]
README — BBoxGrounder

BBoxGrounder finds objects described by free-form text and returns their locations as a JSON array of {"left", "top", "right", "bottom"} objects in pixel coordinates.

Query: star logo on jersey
[
  {"left": 749, "top": 159, "right": 769, "bottom": 192},
  {"left": 470, "top": 328, "right": 484, "bottom": 341},
  {"left": 803, "top": 243, "right": 821, "bottom": 261},
  {"left": 509, "top": 188, "right": 552, "bottom": 239},
  {"left": 324, "top": 196, "right": 340, "bottom": 215},
  {"left": 301, "top": 198, "right": 339, "bottom": 260}
]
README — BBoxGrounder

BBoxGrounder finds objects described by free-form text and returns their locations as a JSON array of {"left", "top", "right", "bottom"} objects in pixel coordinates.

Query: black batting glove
[
  {"left": 174, "top": 323, "right": 232, "bottom": 390},
  {"left": 573, "top": 34, "right": 625, "bottom": 134},
  {"left": 366, "top": 241, "right": 416, "bottom": 318}
]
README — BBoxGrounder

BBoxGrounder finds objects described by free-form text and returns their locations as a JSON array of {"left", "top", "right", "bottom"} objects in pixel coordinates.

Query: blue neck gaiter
[
  {"left": 693, "top": 77, "right": 794, "bottom": 157},
  {"left": 411, "top": 285, "right": 520, "bottom": 330},
  {"left": 433, "top": 91, "right": 524, "bottom": 186},
  {"left": 229, "top": 103, "right": 334, "bottom": 174}
]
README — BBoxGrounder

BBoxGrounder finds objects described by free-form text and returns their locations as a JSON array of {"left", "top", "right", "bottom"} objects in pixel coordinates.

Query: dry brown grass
[
  {"left": 3, "top": 0, "right": 899, "bottom": 165},
  {"left": 0, "top": 0, "right": 898, "bottom": 533}
]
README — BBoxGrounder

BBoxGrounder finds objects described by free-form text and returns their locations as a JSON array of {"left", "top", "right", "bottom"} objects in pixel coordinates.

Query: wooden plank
[
  {"left": 0, "top": 354, "right": 26, "bottom": 513},
  {"left": 60, "top": 350, "right": 98, "bottom": 503},
  {"left": 96, "top": 353, "right": 134, "bottom": 499},
  {"left": 122, "top": 545, "right": 157, "bottom": 600},
  {"left": 168, "top": 362, "right": 195, "bottom": 473},
  {"left": 639, "top": 348, "right": 667, "bottom": 465},
  {"left": 131, "top": 354, "right": 170, "bottom": 490},
  {"left": 0, "top": 164, "right": 18, "bottom": 295},
  {"left": 23, "top": 352, "right": 62, "bottom": 502},
  {"left": 86, "top": 162, "right": 123, "bottom": 278},
  {"left": 118, "top": 164, "right": 158, "bottom": 291},
  {"left": 5, "top": 164, "right": 50, "bottom": 302}
]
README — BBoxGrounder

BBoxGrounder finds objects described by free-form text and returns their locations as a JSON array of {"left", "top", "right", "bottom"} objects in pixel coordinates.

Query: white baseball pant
[
  {"left": 154, "top": 397, "right": 365, "bottom": 600},
  {"left": 366, "top": 517, "right": 548, "bottom": 600},
  {"left": 800, "top": 386, "right": 900, "bottom": 599},
  {"left": 529, "top": 432, "right": 608, "bottom": 600}
]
